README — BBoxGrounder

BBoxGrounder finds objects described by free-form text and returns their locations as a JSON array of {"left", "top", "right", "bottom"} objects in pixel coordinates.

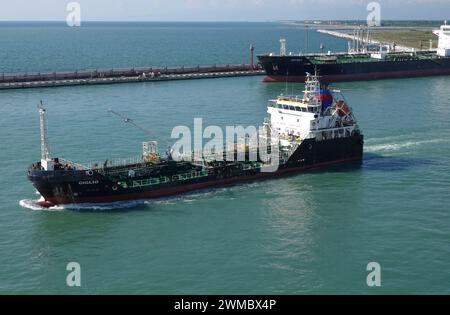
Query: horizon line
[{"left": 0, "top": 19, "right": 446, "bottom": 23}]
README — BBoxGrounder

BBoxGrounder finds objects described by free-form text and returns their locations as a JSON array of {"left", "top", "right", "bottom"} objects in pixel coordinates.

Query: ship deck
[{"left": 310, "top": 51, "right": 443, "bottom": 65}]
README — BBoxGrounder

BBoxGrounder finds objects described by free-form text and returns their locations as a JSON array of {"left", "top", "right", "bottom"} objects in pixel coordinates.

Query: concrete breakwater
[
  {"left": 0, "top": 64, "right": 264, "bottom": 90},
  {"left": 317, "top": 29, "right": 414, "bottom": 52}
]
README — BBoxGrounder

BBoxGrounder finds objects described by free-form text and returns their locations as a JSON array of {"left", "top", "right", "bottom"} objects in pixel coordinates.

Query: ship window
[
  {"left": 277, "top": 104, "right": 283, "bottom": 109},
  {"left": 289, "top": 106, "right": 295, "bottom": 111},
  {"left": 283, "top": 105, "right": 289, "bottom": 110},
  {"left": 302, "top": 108, "right": 307, "bottom": 112},
  {"left": 295, "top": 107, "right": 302, "bottom": 111}
]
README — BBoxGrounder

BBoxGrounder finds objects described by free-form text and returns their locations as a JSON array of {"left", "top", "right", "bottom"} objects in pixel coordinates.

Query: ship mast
[
  {"left": 37, "top": 101, "right": 54, "bottom": 171},
  {"left": 303, "top": 72, "right": 321, "bottom": 108},
  {"left": 38, "top": 101, "right": 51, "bottom": 161}
]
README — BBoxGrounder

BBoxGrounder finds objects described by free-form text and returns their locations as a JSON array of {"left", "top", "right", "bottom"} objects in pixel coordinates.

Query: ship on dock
[
  {"left": 27, "top": 74, "right": 363, "bottom": 207},
  {"left": 258, "top": 22, "right": 450, "bottom": 82}
]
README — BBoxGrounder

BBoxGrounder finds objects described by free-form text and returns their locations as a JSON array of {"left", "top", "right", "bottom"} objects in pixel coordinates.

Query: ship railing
[
  {"left": 177, "top": 142, "right": 265, "bottom": 165},
  {"left": 58, "top": 158, "right": 88, "bottom": 170},
  {"left": 309, "top": 125, "right": 356, "bottom": 140},
  {"left": 261, "top": 51, "right": 364, "bottom": 58},
  {"left": 86, "top": 155, "right": 146, "bottom": 170}
]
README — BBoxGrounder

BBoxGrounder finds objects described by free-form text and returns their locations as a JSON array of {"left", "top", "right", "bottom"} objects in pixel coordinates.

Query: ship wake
[
  {"left": 365, "top": 138, "right": 449, "bottom": 153},
  {"left": 19, "top": 199, "right": 64, "bottom": 211},
  {"left": 19, "top": 198, "right": 151, "bottom": 211}
]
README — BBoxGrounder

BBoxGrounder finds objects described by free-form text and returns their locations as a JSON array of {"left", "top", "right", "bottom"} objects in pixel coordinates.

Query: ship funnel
[{"left": 38, "top": 101, "right": 53, "bottom": 171}]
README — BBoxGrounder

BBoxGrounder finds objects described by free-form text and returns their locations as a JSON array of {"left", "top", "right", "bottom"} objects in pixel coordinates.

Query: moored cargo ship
[
  {"left": 258, "top": 23, "right": 450, "bottom": 82},
  {"left": 27, "top": 74, "right": 363, "bottom": 207}
]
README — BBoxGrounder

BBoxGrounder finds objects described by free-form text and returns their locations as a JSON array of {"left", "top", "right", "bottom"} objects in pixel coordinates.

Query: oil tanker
[
  {"left": 258, "top": 23, "right": 450, "bottom": 82},
  {"left": 27, "top": 74, "right": 363, "bottom": 207}
]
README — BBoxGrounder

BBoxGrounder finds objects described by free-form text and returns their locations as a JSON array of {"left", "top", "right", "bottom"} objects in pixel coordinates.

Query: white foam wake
[
  {"left": 365, "top": 138, "right": 448, "bottom": 153},
  {"left": 19, "top": 198, "right": 151, "bottom": 211},
  {"left": 19, "top": 199, "right": 64, "bottom": 211}
]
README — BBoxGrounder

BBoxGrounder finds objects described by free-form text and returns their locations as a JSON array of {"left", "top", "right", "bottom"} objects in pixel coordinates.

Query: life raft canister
[
  {"left": 336, "top": 100, "right": 350, "bottom": 117},
  {"left": 145, "top": 153, "right": 159, "bottom": 162}
]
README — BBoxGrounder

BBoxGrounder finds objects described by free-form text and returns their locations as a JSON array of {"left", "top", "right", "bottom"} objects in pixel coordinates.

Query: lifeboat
[{"left": 335, "top": 100, "right": 351, "bottom": 117}]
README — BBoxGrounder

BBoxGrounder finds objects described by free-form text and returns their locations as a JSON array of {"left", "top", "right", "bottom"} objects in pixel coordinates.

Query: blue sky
[{"left": 0, "top": 0, "right": 449, "bottom": 21}]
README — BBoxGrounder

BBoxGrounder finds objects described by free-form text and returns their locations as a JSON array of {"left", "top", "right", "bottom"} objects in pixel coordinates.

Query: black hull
[
  {"left": 258, "top": 54, "right": 450, "bottom": 82},
  {"left": 28, "top": 136, "right": 364, "bottom": 206}
]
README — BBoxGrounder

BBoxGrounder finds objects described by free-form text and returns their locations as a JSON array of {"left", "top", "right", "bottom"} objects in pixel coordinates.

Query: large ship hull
[
  {"left": 28, "top": 135, "right": 364, "bottom": 207},
  {"left": 258, "top": 54, "right": 450, "bottom": 82}
]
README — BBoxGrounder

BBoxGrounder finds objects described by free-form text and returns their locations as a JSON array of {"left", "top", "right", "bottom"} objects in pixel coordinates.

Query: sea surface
[{"left": 0, "top": 22, "right": 449, "bottom": 294}]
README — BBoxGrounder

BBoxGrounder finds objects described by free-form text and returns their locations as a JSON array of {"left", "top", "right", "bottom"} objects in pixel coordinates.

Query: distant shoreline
[
  {"left": 281, "top": 20, "right": 444, "bottom": 29},
  {"left": 0, "top": 19, "right": 444, "bottom": 26},
  {"left": 316, "top": 27, "right": 439, "bottom": 50},
  {"left": 281, "top": 20, "right": 442, "bottom": 51},
  {"left": 317, "top": 29, "right": 413, "bottom": 51}
]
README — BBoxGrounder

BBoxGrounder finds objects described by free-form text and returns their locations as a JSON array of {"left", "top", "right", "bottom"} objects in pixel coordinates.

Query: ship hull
[
  {"left": 28, "top": 136, "right": 363, "bottom": 207},
  {"left": 258, "top": 54, "right": 450, "bottom": 82}
]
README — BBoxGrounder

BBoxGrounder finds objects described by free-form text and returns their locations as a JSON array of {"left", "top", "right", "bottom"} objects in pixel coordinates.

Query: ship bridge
[
  {"left": 267, "top": 94, "right": 320, "bottom": 140},
  {"left": 434, "top": 21, "right": 450, "bottom": 57}
]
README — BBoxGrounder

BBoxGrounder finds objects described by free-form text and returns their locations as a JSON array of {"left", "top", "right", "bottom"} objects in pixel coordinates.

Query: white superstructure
[
  {"left": 265, "top": 73, "right": 359, "bottom": 143},
  {"left": 434, "top": 21, "right": 450, "bottom": 57}
]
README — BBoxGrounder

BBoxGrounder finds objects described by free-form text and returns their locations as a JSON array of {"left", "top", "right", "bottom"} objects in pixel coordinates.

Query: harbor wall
[
  {"left": 0, "top": 64, "right": 260, "bottom": 83},
  {"left": 0, "top": 64, "right": 265, "bottom": 90}
]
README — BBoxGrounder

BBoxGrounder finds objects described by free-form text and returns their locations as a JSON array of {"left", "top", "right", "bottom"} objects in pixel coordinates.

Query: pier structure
[
  {"left": 0, "top": 63, "right": 264, "bottom": 90},
  {"left": 317, "top": 29, "right": 414, "bottom": 52}
]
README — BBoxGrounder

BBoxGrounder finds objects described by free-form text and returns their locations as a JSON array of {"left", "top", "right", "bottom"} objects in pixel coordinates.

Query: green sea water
[{"left": 0, "top": 23, "right": 449, "bottom": 294}]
